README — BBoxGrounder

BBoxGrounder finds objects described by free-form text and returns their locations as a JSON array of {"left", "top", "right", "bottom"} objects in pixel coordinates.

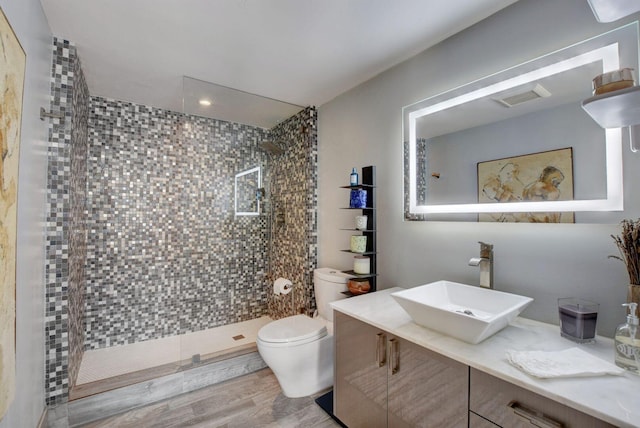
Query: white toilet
[{"left": 256, "top": 267, "right": 350, "bottom": 398}]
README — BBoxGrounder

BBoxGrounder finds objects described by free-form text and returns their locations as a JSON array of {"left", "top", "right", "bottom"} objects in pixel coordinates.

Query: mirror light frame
[
  {"left": 234, "top": 166, "right": 261, "bottom": 216},
  {"left": 407, "top": 42, "right": 625, "bottom": 215}
]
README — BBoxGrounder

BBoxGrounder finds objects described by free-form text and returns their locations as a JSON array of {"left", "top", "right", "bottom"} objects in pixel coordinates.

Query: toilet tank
[{"left": 314, "top": 268, "right": 350, "bottom": 321}]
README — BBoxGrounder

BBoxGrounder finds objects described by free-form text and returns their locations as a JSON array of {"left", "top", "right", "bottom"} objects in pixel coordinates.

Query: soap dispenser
[
  {"left": 350, "top": 168, "right": 359, "bottom": 186},
  {"left": 614, "top": 302, "right": 640, "bottom": 372}
]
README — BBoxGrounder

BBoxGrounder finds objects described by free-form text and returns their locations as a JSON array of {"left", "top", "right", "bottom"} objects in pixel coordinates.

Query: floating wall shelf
[
  {"left": 582, "top": 85, "right": 640, "bottom": 128},
  {"left": 582, "top": 85, "right": 640, "bottom": 152},
  {"left": 587, "top": 0, "right": 640, "bottom": 23}
]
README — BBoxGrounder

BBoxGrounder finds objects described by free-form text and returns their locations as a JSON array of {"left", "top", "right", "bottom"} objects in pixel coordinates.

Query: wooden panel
[
  {"left": 70, "top": 361, "right": 182, "bottom": 401},
  {"left": 70, "top": 342, "right": 259, "bottom": 400},
  {"left": 182, "top": 351, "right": 267, "bottom": 393},
  {"left": 68, "top": 351, "right": 266, "bottom": 426},
  {"left": 470, "top": 368, "right": 615, "bottom": 428},
  {"left": 387, "top": 338, "right": 468, "bottom": 428},
  {"left": 470, "top": 411, "right": 501, "bottom": 428},
  {"left": 334, "top": 312, "right": 387, "bottom": 428}
]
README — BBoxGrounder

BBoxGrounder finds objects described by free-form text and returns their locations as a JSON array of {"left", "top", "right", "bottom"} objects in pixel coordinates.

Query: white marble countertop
[{"left": 331, "top": 288, "right": 640, "bottom": 428}]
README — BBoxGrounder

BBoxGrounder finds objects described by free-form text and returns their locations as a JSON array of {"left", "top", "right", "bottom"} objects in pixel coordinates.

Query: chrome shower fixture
[{"left": 259, "top": 140, "right": 285, "bottom": 156}]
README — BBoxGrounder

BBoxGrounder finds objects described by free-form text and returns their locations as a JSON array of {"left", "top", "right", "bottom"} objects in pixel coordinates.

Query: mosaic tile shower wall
[
  {"left": 45, "top": 38, "right": 89, "bottom": 405},
  {"left": 265, "top": 107, "right": 318, "bottom": 319},
  {"left": 67, "top": 41, "right": 89, "bottom": 396},
  {"left": 84, "top": 97, "right": 276, "bottom": 349},
  {"left": 44, "top": 38, "right": 317, "bottom": 402}
]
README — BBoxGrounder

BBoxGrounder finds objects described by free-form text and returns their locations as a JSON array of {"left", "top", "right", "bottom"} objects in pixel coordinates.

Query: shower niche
[{"left": 235, "top": 166, "right": 261, "bottom": 216}]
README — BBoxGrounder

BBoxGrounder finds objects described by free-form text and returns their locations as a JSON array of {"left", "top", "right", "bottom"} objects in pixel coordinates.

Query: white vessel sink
[{"left": 391, "top": 280, "right": 533, "bottom": 344}]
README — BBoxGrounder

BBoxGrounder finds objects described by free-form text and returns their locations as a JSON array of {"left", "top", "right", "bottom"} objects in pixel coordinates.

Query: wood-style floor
[{"left": 79, "top": 368, "right": 341, "bottom": 428}]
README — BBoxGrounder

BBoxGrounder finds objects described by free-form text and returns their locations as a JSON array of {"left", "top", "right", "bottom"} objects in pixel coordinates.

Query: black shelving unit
[
  {"left": 315, "top": 167, "right": 378, "bottom": 423},
  {"left": 340, "top": 165, "right": 377, "bottom": 294}
]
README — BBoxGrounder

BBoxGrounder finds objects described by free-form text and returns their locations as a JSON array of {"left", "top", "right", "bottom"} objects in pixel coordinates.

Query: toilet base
[{"left": 257, "top": 334, "right": 334, "bottom": 398}]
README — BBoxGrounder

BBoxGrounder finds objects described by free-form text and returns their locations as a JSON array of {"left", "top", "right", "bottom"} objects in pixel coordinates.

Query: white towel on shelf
[{"left": 506, "top": 348, "right": 625, "bottom": 378}]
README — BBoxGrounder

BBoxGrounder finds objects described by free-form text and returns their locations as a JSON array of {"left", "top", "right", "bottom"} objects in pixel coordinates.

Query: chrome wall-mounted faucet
[{"left": 468, "top": 241, "right": 494, "bottom": 289}]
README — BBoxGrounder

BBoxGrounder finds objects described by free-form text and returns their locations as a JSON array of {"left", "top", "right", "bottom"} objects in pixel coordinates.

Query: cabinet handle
[
  {"left": 389, "top": 338, "right": 399, "bottom": 375},
  {"left": 376, "top": 333, "right": 386, "bottom": 367},
  {"left": 507, "top": 401, "right": 564, "bottom": 428}
]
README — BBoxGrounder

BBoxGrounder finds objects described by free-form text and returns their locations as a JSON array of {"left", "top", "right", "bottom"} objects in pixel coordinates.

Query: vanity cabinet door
[
  {"left": 469, "top": 412, "right": 500, "bottom": 428},
  {"left": 334, "top": 311, "right": 388, "bottom": 428},
  {"left": 470, "top": 368, "right": 615, "bottom": 428},
  {"left": 387, "top": 337, "right": 469, "bottom": 428},
  {"left": 334, "top": 312, "right": 469, "bottom": 427}
]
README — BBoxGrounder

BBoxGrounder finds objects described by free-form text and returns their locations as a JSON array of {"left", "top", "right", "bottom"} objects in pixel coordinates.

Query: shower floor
[{"left": 75, "top": 316, "right": 272, "bottom": 388}]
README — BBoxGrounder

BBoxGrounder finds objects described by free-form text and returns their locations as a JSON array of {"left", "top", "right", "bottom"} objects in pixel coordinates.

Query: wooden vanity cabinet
[
  {"left": 387, "top": 337, "right": 468, "bottom": 427},
  {"left": 469, "top": 412, "right": 500, "bottom": 428},
  {"left": 334, "top": 311, "right": 387, "bottom": 428},
  {"left": 469, "top": 368, "right": 615, "bottom": 428},
  {"left": 334, "top": 312, "right": 468, "bottom": 427}
]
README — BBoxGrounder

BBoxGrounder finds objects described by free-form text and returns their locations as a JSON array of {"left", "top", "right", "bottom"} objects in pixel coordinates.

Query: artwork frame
[
  {"left": 0, "top": 6, "right": 25, "bottom": 419},
  {"left": 477, "top": 148, "right": 575, "bottom": 223}
]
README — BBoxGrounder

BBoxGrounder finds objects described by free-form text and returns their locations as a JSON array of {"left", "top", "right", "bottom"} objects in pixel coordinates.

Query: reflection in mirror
[
  {"left": 235, "top": 166, "right": 261, "bottom": 216},
  {"left": 403, "top": 22, "right": 639, "bottom": 222}
]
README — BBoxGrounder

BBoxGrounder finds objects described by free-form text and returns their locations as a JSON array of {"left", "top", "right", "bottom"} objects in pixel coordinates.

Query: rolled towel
[{"left": 506, "top": 348, "right": 625, "bottom": 378}]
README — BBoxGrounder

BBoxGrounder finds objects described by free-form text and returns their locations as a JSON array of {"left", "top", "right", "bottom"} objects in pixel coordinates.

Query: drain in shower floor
[{"left": 232, "top": 334, "right": 245, "bottom": 341}]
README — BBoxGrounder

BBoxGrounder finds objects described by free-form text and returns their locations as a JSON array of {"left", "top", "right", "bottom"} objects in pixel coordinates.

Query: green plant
[{"left": 610, "top": 219, "right": 640, "bottom": 285}]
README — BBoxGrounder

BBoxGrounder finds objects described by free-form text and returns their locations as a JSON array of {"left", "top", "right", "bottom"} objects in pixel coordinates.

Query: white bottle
[{"left": 614, "top": 302, "right": 640, "bottom": 372}]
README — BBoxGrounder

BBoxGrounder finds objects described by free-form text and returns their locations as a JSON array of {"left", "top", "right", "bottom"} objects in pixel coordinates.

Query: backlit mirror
[
  {"left": 235, "top": 166, "right": 261, "bottom": 216},
  {"left": 403, "top": 23, "right": 639, "bottom": 222}
]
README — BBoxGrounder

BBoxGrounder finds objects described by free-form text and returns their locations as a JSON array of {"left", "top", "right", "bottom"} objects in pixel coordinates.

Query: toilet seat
[{"left": 257, "top": 314, "right": 327, "bottom": 347}]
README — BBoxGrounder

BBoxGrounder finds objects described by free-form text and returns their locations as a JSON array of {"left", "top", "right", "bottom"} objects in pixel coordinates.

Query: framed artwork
[
  {"left": 477, "top": 148, "right": 574, "bottom": 223},
  {"left": 0, "top": 6, "right": 25, "bottom": 419}
]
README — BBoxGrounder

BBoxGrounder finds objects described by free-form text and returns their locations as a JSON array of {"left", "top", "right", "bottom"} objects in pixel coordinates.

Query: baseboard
[
  {"left": 36, "top": 407, "right": 47, "bottom": 428},
  {"left": 315, "top": 390, "right": 347, "bottom": 428}
]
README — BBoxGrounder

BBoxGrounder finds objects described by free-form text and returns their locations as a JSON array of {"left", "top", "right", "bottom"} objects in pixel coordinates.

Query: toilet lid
[{"left": 258, "top": 314, "right": 327, "bottom": 344}]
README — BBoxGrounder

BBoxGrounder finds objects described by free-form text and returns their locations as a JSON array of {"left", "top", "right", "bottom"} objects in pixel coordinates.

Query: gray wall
[
  {"left": 318, "top": 0, "right": 640, "bottom": 337},
  {"left": 0, "top": 0, "right": 51, "bottom": 426}
]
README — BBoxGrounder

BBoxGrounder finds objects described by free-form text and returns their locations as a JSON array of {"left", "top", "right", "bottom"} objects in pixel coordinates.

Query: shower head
[{"left": 259, "top": 140, "right": 285, "bottom": 156}]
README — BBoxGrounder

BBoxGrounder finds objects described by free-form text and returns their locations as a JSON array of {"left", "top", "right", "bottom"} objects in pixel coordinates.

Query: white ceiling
[{"left": 40, "top": 0, "right": 518, "bottom": 124}]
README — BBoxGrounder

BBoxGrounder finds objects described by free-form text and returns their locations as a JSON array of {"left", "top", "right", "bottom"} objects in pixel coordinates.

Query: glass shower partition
[{"left": 177, "top": 76, "right": 303, "bottom": 373}]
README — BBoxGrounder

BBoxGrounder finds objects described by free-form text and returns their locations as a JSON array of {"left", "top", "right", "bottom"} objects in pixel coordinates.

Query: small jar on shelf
[{"left": 353, "top": 256, "right": 370, "bottom": 274}]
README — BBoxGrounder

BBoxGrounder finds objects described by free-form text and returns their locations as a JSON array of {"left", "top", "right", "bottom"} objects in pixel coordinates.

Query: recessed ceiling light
[{"left": 199, "top": 99, "right": 212, "bottom": 106}]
